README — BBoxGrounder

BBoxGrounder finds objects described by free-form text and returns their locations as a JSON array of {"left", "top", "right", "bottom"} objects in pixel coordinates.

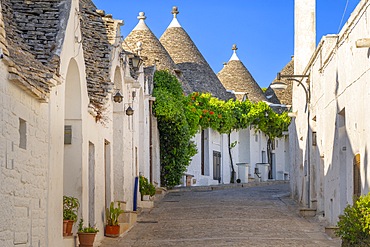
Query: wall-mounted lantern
[
  {"left": 130, "top": 55, "right": 143, "bottom": 70},
  {"left": 126, "top": 106, "right": 134, "bottom": 116},
  {"left": 113, "top": 90, "right": 123, "bottom": 103}
]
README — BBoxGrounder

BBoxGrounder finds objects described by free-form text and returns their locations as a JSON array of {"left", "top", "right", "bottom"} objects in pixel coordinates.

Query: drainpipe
[{"left": 307, "top": 102, "right": 311, "bottom": 208}]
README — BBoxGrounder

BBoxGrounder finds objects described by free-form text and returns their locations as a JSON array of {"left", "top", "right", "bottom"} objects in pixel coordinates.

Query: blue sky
[{"left": 93, "top": 0, "right": 359, "bottom": 88}]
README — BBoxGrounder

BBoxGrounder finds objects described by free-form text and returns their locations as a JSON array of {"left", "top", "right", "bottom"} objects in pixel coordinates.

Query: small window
[
  {"left": 312, "top": 132, "right": 317, "bottom": 146},
  {"left": 19, "top": 118, "right": 27, "bottom": 149},
  {"left": 64, "top": 125, "right": 72, "bottom": 144}
]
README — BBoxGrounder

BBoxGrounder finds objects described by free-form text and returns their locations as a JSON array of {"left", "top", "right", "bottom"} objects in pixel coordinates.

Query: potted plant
[
  {"left": 139, "top": 176, "right": 156, "bottom": 201},
  {"left": 63, "top": 196, "right": 79, "bottom": 236},
  {"left": 77, "top": 219, "right": 99, "bottom": 247},
  {"left": 105, "top": 202, "right": 124, "bottom": 237}
]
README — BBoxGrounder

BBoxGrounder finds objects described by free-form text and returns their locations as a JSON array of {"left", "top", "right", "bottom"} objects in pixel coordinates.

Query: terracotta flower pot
[
  {"left": 63, "top": 220, "right": 67, "bottom": 236},
  {"left": 77, "top": 232, "right": 96, "bottom": 247},
  {"left": 105, "top": 225, "right": 120, "bottom": 238},
  {"left": 63, "top": 220, "right": 74, "bottom": 236}
]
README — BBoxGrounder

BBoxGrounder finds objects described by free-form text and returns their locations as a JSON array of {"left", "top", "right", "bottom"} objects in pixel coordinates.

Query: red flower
[
  {"left": 210, "top": 111, "right": 214, "bottom": 115},
  {"left": 202, "top": 109, "right": 208, "bottom": 113}
]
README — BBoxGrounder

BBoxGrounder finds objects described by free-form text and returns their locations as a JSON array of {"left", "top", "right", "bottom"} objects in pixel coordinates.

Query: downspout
[
  {"left": 267, "top": 138, "right": 272, "bottom": 179},
  {"left": 228, "top": 133, "right": 235, "bottom": 183}
]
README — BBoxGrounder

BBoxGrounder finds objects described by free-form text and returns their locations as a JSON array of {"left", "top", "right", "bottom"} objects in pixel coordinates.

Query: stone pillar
[{"left": 294, "top": 0, "right": 316, "bottom": 74}]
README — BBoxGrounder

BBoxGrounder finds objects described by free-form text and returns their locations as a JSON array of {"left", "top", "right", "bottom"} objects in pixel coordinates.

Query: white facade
[
  {"left": 0, "top": 1, "right": 159, "bottom": 246},
  {"left": 0, "top": 51, "right": 53, "bottom": 247},
  {"left": 185, "top": 127, "right": 289, "bottom": 186},
  {"left": 291, "top": 0, "right": 370, "bottom": 225}
]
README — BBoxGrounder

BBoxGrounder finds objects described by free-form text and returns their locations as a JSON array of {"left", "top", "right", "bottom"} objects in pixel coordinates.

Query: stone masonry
[
  {"left": 217, "top": 54, "right": 267, "bottom": 102},
  {"left": 160, "top": 9, "right": 233, "bottom": 101},
  {"left": 1, "top": 0, "right": 63, "bottom": 101},
  {"left": 79, "top": 0, "right": 113, "bottom": 115}
]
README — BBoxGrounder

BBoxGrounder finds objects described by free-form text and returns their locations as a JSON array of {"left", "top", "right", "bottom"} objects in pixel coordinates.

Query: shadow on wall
[
  {"left": 324, "top": 102, "right": 354, "bottom": 225},
  {"left": 288, "top": 118, "right": 303, "bottom": 202}
]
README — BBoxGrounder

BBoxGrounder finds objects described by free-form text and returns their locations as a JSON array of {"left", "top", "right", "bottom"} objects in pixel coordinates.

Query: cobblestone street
[{"left": 100, "top": 182, "right": 341, "bottom": 247}]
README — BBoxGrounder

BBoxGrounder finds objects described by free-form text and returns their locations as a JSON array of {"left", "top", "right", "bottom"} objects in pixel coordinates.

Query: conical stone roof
[
  {"left": 160, "top": 7, "right": 232, "bottom": 101},
  {"left": 123, "top": 12, "right": 192, "bottom": 94},
  {"left": 265, "top": 57, "right": 294, "bottom": 106},
  {"left": 217, "top": 45, "right": 266, "bottom": 103}
]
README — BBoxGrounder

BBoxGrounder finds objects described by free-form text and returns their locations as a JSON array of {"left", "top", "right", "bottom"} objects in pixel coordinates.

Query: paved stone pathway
[{"left": 100, "top": 182, "right": 341, "bottom": 247}]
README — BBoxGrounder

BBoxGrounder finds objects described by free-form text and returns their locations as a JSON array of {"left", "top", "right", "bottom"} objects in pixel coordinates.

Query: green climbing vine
[
  {"left": 152, "top": 71, "right": 197, "bottom": 188},
  {"left": 152, "top": 70, "right": 290, "bottom": 187}
]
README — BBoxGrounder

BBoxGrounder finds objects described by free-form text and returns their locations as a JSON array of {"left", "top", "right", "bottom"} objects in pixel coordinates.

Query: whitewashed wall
[
  {"left": 0, "top": 57, "right": 52, "bottom": 247},
  {"left": 291, "top": 0, "right": 370, "bottom": 225}
]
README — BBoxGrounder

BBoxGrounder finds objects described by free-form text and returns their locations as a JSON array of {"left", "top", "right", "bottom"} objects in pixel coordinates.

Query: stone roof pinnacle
[
  {"left": 172, "top": 6, "right": 179, "bottom": 17},
  {"left": 168, "top": 6, "right": 181, "bottom": 28},
  {"left": 230, "top": 44, "right": 240, "bottom": 61},
  {"left": 133, "top": 12, "right": 149, "bottom": 31}
]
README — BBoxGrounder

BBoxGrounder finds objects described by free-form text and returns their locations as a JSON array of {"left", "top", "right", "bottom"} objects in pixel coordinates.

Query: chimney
[{"left": 294, "top": 0, "right": 316, "bottom": 74}]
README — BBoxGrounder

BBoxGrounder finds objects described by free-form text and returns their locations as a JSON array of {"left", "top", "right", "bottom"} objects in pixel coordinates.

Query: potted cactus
[
  {"left": 77, "top": 219, "right": 99, "bottom": 247},
  {"left": 63, "top": 196, "right": 79, "bottom": 236},
  {"left": 105, "top": 202, "right": 124, "bottom": 237}
]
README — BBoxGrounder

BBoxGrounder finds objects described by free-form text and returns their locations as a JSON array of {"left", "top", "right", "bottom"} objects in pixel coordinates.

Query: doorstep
[{"left": 63, "top": 235, "right": 76, "bottom": 247}]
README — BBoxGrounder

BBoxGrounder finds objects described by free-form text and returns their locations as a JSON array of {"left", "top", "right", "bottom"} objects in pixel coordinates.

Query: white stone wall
[
  {"left": 272, "top": 136, "right": 289, "bottom": 180},
  {"left": 1, "top": 1, "right": 157, "bottom": 246},
  {"left": 291, "top": 0, "right": 370, "bottom": 225},
  {"left": 185, "top": 130, "right": 214, "bottom": 186},
  {"left": 0, "top": 56, "right": 50, "bottom": 247},
  {"left": 185, "top": 128, "right": 230, "bottom": 186},
  {"left": 185, "top": 125, "right": 289, "bottom": 186}
]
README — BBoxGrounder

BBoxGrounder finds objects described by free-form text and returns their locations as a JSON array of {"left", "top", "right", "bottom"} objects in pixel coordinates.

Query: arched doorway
[
  {"left": 112, "top": 67, "right": 125, "bottom": 202},
  {"left": 63, "top": 58, "right": 83, "bottom": 200}
]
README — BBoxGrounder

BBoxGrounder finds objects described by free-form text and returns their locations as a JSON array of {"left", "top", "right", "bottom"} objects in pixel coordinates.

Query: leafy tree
[{"left": 152, "top": 70, "right": 290, "bottom": 187}]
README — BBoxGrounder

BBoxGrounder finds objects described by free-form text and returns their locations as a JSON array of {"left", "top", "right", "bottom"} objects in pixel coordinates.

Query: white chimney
[{"left": 294, "top": 0, "right": 316, "bottom": 75}]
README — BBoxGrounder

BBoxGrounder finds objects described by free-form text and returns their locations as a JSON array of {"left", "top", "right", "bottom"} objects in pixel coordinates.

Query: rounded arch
[
  {"left": 65, "top": 58, "right": 82, "bottom": 119},
  {"left": 114, "top": 66, "right": 123, "bottom": 91},
  {"left": 112, "top": 66, "right": 125, "bottom": 202},
  {"left": 113, "top": 67, "right": 123, "bottom": 112},
  {"left": 63, "top": 58, "right": 83, "bottom": 201}
]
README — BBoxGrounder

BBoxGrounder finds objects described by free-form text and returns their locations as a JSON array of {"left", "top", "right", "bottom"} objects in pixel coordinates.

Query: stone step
[
  {"left": 119, "top": 222, "right": 131, "bottom": 234},
  {"left": 299, "top": 208, "right": 317, "bottom": 217},
  {"left": 156, "top": 187, "right": 167, "bottom": 195},
  {"left": 118, "top": 211, "right": 138, "bottom": 234},
  {"left": 63, "top": 236, "right": 76, "bottom": 247},
  {"left": 138, "top": 199, "right": 154, "bottom": 209}
]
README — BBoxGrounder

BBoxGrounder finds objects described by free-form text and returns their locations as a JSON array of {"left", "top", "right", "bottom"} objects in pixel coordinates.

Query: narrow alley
[{"left": 101, "top": 182, "right": 340, "bottom": 247}]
